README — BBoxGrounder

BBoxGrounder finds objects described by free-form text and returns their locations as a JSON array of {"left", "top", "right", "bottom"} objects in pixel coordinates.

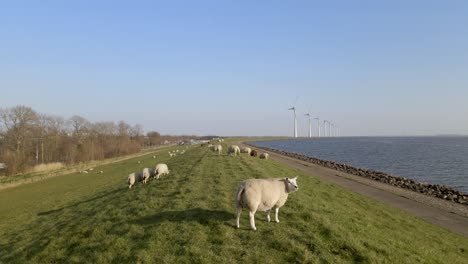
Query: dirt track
[{"left": 243, "top": 143, "right": 468, "bottom": 238}]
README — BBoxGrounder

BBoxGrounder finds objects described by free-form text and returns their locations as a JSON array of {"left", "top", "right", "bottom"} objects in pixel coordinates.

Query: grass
[{"left": 0, "top": 139, "right": 467, "bottom": 263}]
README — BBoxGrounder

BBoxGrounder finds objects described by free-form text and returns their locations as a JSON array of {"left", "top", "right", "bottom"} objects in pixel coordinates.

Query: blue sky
[{"left": 1, "top": 1, "right": 467, "bottom": 136}]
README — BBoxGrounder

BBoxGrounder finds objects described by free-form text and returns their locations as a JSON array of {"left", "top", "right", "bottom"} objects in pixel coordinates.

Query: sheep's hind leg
[
  {"left": 266, "top": 209, "right": 271, "bottom": 222},
  {"left": 249, "top": 211, "right": 257, "bottom": 231},
  {"left": 236, "top": 207, "right": 242, "bottom": 228}
]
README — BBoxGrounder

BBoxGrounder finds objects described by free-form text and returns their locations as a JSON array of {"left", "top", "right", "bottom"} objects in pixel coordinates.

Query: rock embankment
[{"left": 247, "top": 143, "right": 468, "bottom": 206}]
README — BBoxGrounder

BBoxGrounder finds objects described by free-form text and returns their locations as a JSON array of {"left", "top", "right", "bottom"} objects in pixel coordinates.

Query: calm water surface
[{"left": 252, "top": 137, "right": 468, "bottom": 193}]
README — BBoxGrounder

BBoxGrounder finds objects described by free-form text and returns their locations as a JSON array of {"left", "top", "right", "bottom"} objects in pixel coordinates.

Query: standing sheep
[
  {"left": 128, "top": 172, "right": 143, "bottom": 189},
  {"left": 142, "top": 168, "right": 151, "bottom": 184},
  {"left": 240, "top": 147, "right": 252, "bottom": 155},
  {"left": 154, "top": 163, "right": 170, "bottom": 179},
  {"left": 214, "top": 145, "right": 223, "bottom": 155},
  {"left": 259, "top": 153, "right": 269, "bottom": 159},
  {"left": 227, "top": 145, "right": 241, "bottom": 156},
  {"left": 250, "top": 150, "right": 258, "bottom": 157},
  {"left": 235, "top": 177, "right": 299, "bottom": 230}
]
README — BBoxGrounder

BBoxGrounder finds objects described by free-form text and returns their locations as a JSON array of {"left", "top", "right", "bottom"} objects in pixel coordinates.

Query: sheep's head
[{"left": 285, "top": 177, "right": 299, "bottom": 193}]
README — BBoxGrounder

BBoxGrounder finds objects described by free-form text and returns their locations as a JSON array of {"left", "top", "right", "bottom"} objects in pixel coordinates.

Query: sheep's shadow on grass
[
  {"left": 135, "top": 208, "right": 233, "bottom": 226},
  {"left": 37, "top": 188, "right": 124, "bottom": 216}
]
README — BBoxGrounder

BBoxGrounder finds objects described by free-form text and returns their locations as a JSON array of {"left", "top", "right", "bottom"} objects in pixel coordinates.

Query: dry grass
[{"left": 28, "top": 162, "right": 64, "bottom": 173}]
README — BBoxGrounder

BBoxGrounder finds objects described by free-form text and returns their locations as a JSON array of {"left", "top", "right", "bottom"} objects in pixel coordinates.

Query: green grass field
[{"left": 0, "top": 139, "right": 467, "bottom": 263}]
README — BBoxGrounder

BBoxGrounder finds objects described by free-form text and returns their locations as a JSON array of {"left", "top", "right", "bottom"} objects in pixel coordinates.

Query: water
[{"left": 252, "top": 137, "right": 468, "bottom": 193}]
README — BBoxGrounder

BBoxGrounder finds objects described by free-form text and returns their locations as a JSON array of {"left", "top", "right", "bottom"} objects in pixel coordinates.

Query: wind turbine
[
  {"left": 288, "top": 106, "right": 297, "bottom": 138},
  {"left": 314, "top": 116, "right": 320, "bottom": 137},
  {"left": 323, "top": 120, "right": 328, "bottom": 137},
  {"left": 304, "top": 113, "right": 312, "bottom": 138},
  {"left": 330, "top": 122, "right": 335, "bottom": 137}
]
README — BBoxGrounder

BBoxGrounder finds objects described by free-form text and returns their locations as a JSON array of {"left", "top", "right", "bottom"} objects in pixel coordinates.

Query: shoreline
[
  {"left": 241, "top": 141, "right": 468, "bottom": 237},
  {"left": 246, "top": 142, "right": 468, "bottom": 206}
]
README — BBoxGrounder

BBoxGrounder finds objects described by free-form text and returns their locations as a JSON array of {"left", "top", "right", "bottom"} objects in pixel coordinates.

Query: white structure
[
  {"left": 314, "top": 117, "right": 320, "bottom": 137},
  {"left": 304, "top": 113, "right": 312, "bottom": 138},
  {"left": 288, "top": 107, "right": 297, "bottom": 138},
  {"left": 323, "top": 120, "right": 328, "bottom": 137}
]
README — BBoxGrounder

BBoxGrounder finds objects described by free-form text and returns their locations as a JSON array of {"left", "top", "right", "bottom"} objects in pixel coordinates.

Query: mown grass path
[{"left": 0, "top": 140, "right": 467, "bottom": 263}]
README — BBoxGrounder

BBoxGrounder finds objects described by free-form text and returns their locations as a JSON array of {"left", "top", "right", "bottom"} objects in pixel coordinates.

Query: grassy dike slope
[{"left": 0, "top": 139, "right": 467, "bottom": 263}]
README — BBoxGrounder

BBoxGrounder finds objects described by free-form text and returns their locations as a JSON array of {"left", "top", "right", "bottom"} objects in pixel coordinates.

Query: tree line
[{"left": 0, "top": 105, "right": 197, "bottom": 176}]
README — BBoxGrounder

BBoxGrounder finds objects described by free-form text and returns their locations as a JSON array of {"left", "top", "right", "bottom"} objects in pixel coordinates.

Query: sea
[{"left": 252, "top": 137, "right": 468, "bottom": 193}]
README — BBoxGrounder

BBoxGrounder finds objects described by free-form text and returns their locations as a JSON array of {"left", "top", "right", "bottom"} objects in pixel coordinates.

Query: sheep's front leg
[
  {"left": 275, "top": 207, "right": 280, "bottom": 223},
  {"left": 266, "top": 209, "right": 271, "bottom": 222},
  {"left": 249, "top": 211, "right": 257, "bottom": 230}
]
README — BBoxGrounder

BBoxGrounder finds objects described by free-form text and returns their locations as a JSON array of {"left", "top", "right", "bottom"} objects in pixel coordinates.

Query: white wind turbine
[
  {"left": 288, "top": 106, "right": 297, "bottom": 138},
  {"left": 314, "top": 116, "right": 320, "bottom": 137},
  {"left": 330, "top": 122, "right": 335, "bottom": 137},
  {"left": 304, "top": 113, "right": 312, "bottom": 138},
  {"left": 323, "top": 120, "right": 328, "bottom": 137}
]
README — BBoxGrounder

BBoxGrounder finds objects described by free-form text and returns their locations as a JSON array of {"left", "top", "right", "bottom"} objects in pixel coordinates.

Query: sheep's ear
[
  {"left": 285, "top": 177, "right": 290, "bottom": 182},
  {"left": 293, "top": 176, "right": 298, "bottom": 180}
]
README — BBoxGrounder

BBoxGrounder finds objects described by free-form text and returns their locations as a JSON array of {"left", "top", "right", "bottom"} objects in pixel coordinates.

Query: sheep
[
  {"left": 214, "top": 144, "right": 223, "bottom": 155},
  {"left": 142, "top": 168, "right": 151, "bottom": 184},
  {"left": 137, "top": 161, "right": 141, "bottom": 164},
  {"left": 88, "top": 168, "right": 94, "bottom": 171},
  {"left": 152, "top": 155, "right": 156, "bottom": 159},
  {"left": 240, "top": 147, "right": 252, "bottom": 155},
  {"left": 235, "top": 177, "right": 299, "bottom": 230},
  {"left": 259, "top": 153, "right": 269, "bottom": 159},
  {"left": 98, "top": 170, "right": 104, "bottom": 174},
  {"left": 227, "top": 145, "right": 241, "bottom": 156},
  {"left": 250, "top": 150, "right": 258, "bottom": 157},
  {"left": 128, "top": 172, "right": 143, "bottom": 189},
  {"left": 154, "top": 163, "right": 170, "bottom": 179}
]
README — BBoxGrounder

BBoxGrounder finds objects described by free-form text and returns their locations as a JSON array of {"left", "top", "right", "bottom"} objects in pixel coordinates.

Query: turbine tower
[
  {"left": 304, "top": 113, "right": 312, "bottom": 138},
  {"left": 314, "top": 116, "right": 320, "bottom": 137},
  {"left": 330, "top": 122, "right": 335, "bottom": 137},
  {"left": 288, "top": 107, "right": 297, "bottom": 138},
  {"left": 323, "top": 120, "right": 328, "bottom": 137}
]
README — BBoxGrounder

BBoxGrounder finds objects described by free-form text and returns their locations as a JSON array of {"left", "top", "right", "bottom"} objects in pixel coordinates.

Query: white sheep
[
  {"left": 259, "top": 153, "right": 269, "bottom": 159},
  {"left": 152, "top": 155, "right": 156, "bottom": 159},
  {"left": 240, "top": 147, "right": 252, "bottom": 155},
  {"left": 227, "top": 145, "right": 241, "bottom": 156},
  {"left": 154, "top": 163, "right": 170, "bottom": 179},
  {"left": 142, "top": 168, "right": 151, "bottom": 184},
  {"left": 214, "top": 144, "right": 223, "bottom": 155},
  {"left": 235, "top": 177, "right": 299, "bottom": 230},
  {"left": 128, "top": 172, "right": 143, "bottom": 189}
]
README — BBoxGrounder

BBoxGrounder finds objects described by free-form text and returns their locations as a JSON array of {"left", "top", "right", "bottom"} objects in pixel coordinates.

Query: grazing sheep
[
  {"left": 214, "top": 145, "right": 223, "bottom": 155},
  {"left": 227, "top": 145, "right": 241, "bottom": 156},
  {"left": 154, "top": 163, "right": 169, "bottom": 179},
  {"left": 88, "top": 168, "right": 94, "bottom": 171},
  {"left": 128, "top": 172, "right": 143, "bottom": 189},
  {"left": 142, "top": 168, "right": 151, "bottom": 184},
  {"left": 82, "top": 170, "right": 89, "bottom": 174},
  {"left": 98, "top": 170, "right": 104, "bottom": 174},
  {"left": 235, "top": 177, "right": 299, "bottom": 230},
  {"left": 259, "top": 153, "right": 269, "bottom": 159},
  {"left": 240, "top": 147, "right": 252, "bottom": 155},
  {"left": 250, "top": 150, "right": 258, "bottom": 157},
  {"left": 137, "top": 161, "right": 141, "bottom": 164},
  {"left": 152, "top": 155, "right": 156, "bottom": 159}
]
